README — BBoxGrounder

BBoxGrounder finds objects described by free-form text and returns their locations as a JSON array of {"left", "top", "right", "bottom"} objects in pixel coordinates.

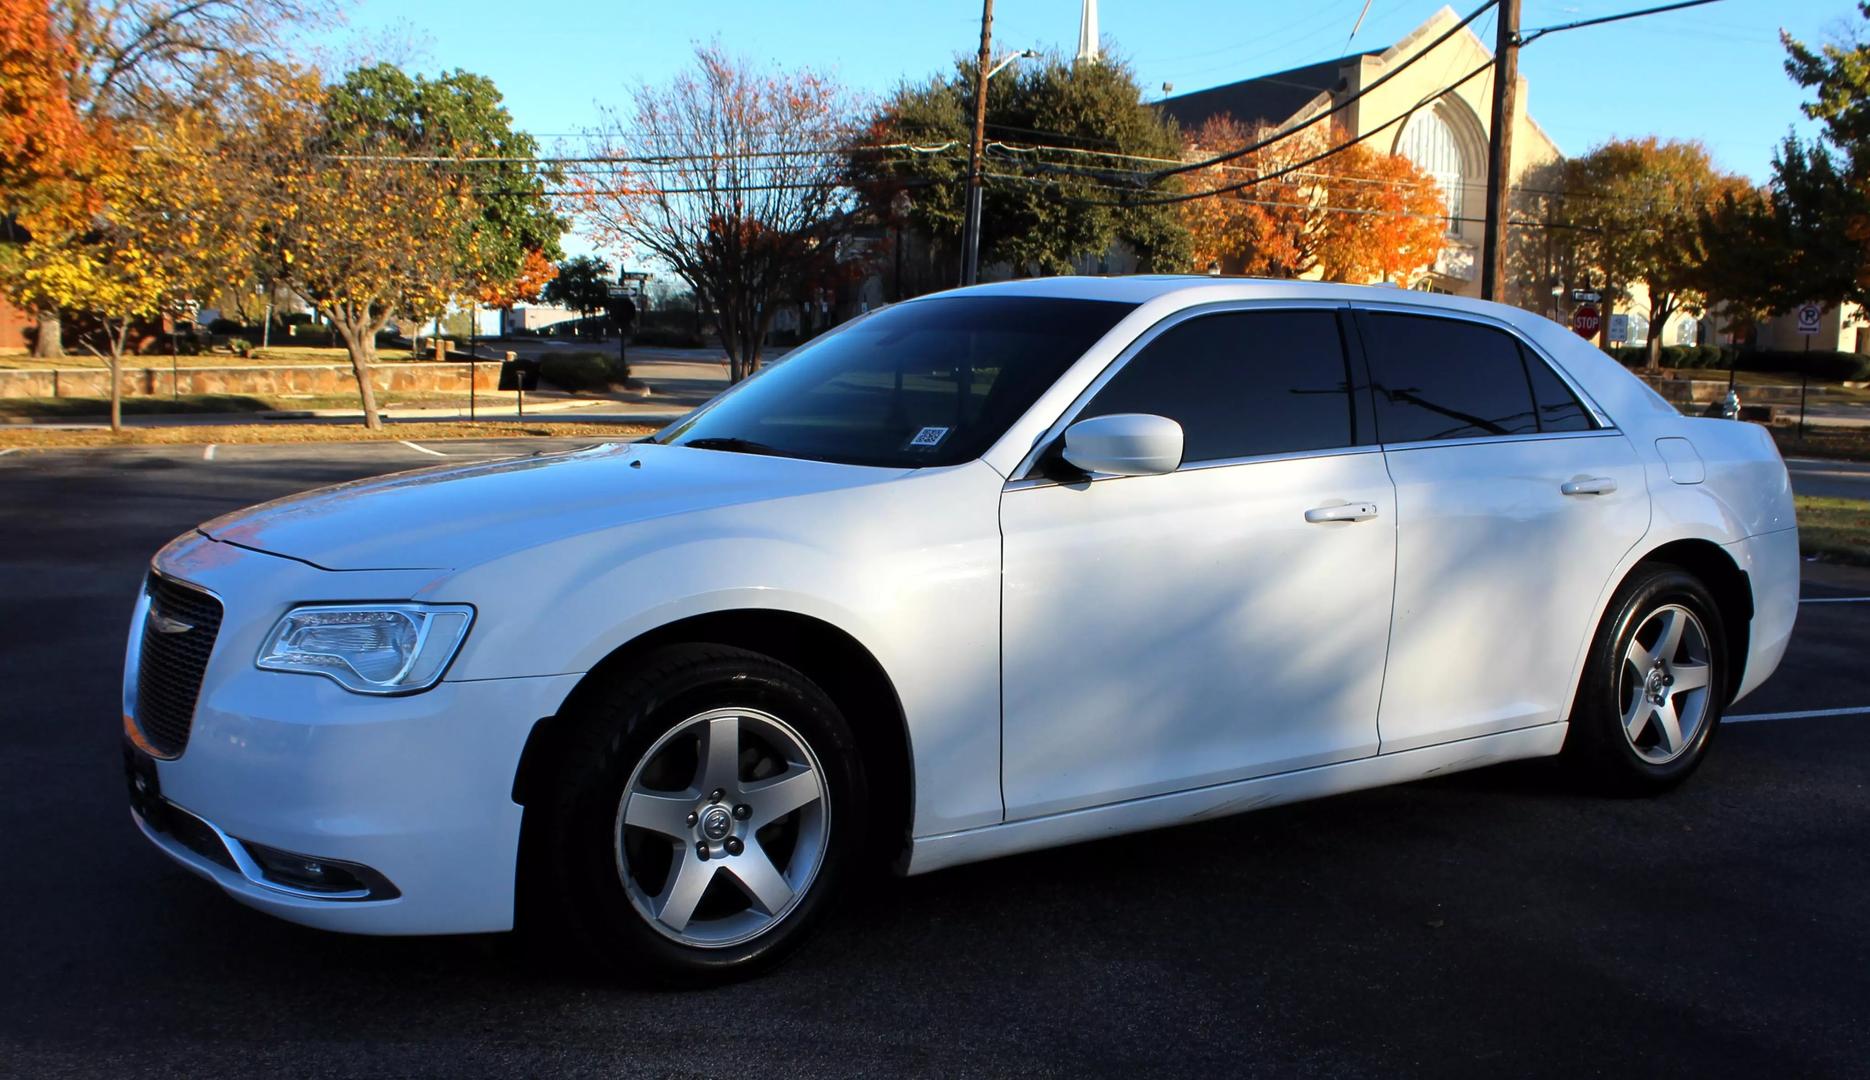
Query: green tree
[
  {"left": 323, "top": 64, "right": 564, "bottom": 299},
  {"left": 851, "top": 54, "right": 1189, "bottom": 282},
  {"left": 1559, "top": 137, "right": 1747, "bottom": 370},
  {"left": 541, "top": 254, "right": 612, "bottom": 321},
  {"left": 258, "top": 69, "right": 481, "bottom": 430},
  {"left": 1769, "top": 5, "right": 1870, "bottom": 306}
]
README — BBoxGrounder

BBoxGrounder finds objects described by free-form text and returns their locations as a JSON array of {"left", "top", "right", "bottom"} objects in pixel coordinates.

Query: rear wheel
[
  {"left": 1563, "top": 565, "right": 1728, "bottom": 793},
  {"left": 530, "top": 644, "right": 863, "bottom": 984}
]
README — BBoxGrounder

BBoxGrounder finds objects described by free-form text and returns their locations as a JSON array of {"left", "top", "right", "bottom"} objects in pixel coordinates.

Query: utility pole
[
  {"left": 1480, "top": 0, "right": 1520, "bottom": 302},
  {"left": 960, "top": 0, "right": 994, "bottom": 287}
]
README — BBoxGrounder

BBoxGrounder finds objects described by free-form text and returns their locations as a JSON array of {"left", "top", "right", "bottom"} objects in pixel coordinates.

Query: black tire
[
  {"left": 526, "top": 643, "right": 865, "bottom": 985},
  {"left": 1562, "top": 564, "right": 1729, "bottom": 794}
]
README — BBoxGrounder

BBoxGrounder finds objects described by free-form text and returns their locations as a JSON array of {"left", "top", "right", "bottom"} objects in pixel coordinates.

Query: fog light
[{"left": 237, "top": 838, "right": 399, "bottom": 899}]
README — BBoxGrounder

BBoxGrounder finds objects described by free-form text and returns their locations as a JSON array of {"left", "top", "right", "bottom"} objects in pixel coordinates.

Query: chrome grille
[{"left": 134, "top": 574, "right": 223, "bottom": 757}]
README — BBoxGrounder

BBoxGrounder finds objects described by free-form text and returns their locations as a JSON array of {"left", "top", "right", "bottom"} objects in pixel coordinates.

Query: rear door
[{"left": 1353, "top": 307, "right": 1650, "bottom": 753}]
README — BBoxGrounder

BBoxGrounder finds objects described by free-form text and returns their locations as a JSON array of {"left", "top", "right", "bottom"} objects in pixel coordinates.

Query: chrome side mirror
[{"left": 1059, "top": 413, "right": 1184, "bottom": 477}]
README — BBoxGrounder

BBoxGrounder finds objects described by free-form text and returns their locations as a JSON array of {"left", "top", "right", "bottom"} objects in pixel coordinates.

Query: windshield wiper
[{"left": 677, "top": 436, "right": 787, "bottom": 457}]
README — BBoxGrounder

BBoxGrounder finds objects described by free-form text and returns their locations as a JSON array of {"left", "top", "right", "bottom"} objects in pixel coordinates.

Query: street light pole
[
  {"left": 960, "top": 0, "right": 995, "bottom": 287},
  {"left": 1480, "top": 0, "right": 1520, "bottom": 302}
]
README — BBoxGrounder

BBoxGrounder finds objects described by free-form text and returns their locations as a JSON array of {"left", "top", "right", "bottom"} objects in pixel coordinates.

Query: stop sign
[{"left": 1571, "top": 304, "right": 1601, "bottom": 338}]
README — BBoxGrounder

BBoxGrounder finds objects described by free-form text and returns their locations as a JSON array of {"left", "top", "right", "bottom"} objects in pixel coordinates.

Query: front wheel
[
  {"left": 530, "top": 644, "right": 864, "bottom": 984},
  {"left": 1563, "top": 565, "right": 1728, "bottom": 794}
]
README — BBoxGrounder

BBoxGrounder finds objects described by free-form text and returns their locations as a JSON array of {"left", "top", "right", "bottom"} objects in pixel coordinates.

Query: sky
[{"left": 326, "top": 0, "right": 1857, "bottom": 257}]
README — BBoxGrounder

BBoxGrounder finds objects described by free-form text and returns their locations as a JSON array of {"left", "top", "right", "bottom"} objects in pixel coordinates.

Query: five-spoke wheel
[
  {"left": 529, "top": 644, "right": 862, "bottom": 984},
  {"left": 617, "top": 707, "right": 829, "bottom": 947},
  {"left": 1618, "top": 604, "right": 1715, "bottom": 765},
  {"left": 1566, "top": 565, "right": 1727, "bottom": 792}
]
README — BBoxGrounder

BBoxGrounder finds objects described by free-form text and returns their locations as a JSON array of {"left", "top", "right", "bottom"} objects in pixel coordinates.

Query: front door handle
[
  {"left": 1304, "top": 502, "right": 1379, "bottom": 523},
  {"left": 1561, "top": 476, "right": 1618, "bottom": 496}
]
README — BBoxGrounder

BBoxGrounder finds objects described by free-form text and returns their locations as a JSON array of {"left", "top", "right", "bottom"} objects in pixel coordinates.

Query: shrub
[
  {"left": 539, "top": 350, "right": 628, "bottom": 392},
  {"left": 208, "top": 317, "right": 247, "bottom": 335},
  {"left": 632, "top": 326, "right": 706, "bottom": 348},
  {"left": 226, "top": 337, "right": 252, "bottom": 357},
  {"left": 281, "top": 312, "right": 314, "bottom": 327}
]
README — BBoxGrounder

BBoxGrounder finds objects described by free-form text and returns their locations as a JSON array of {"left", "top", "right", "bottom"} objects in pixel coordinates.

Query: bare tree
[{"left": 575, "top": 45, "right": 857, "bottom": 382}]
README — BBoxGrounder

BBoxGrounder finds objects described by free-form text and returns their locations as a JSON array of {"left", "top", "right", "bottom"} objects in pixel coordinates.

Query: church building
[{"left": 1155, "top": 5, "right": 1564, "bottom": 309}]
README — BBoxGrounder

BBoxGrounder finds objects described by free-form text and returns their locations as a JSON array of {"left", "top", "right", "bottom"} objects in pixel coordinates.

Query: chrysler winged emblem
[{"left": 147, "top": 608, "right": 194, "bottom": 634}]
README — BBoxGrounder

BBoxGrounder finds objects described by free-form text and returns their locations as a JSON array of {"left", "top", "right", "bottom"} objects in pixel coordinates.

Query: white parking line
[
  {"left": 1801, "top": 596, "right": 1870, "bottom": 604},
  {"left": 1727, "top": 705, "right": 1870, "bottom": 724},
  {"left": 202, "top": 444, "right": 216, "bottom": 461},
  {"left": 398, "top": 440, "right": 447, "bottom": 457}
]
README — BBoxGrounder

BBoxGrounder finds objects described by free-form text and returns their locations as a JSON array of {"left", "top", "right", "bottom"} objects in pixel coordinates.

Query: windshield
[{"left": 658, "top": 296, "right": 1136, "bottom": 468}]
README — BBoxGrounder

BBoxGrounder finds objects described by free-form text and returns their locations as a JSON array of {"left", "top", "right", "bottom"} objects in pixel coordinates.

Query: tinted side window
[
  {"left": 1362, "top": 313, "right": 1538, "bottom": 442},
  {"left": 1521, "top": 348, "right": 1596, "bottom": 432},
  {"left": 1081, "top": 310, "right": 1354, "bottom": 463}
]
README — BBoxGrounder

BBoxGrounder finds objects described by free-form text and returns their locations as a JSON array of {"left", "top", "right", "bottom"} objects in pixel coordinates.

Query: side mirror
[{"left": 1059, "top": 413, "right": 1184, "bottom": 477}]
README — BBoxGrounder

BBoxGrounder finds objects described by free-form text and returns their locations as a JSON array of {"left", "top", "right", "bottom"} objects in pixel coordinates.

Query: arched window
[{"left": 1398, "top": 107, "right": 1466, "bottom": 235}]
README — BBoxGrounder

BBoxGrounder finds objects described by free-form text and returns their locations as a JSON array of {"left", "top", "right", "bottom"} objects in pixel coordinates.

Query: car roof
[{"left": 915, "top": 275, "right": 1518, "bottom": 320}]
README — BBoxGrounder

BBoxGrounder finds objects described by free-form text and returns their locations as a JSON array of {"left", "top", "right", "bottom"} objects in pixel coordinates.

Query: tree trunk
[
  {"left": 32, "top": 311, "right": 63, "bottom": 358},
  {"left": 107, "top": 323, "right": 127, "bottom": 434},
  {"left": 332, "top": 312, "right": 384, "bottom": 430},
  {"left": 718, "top": 301, "right": 748, "bottom": 383},
  {"left": 348, "top": 336, "right": 383, "bottom": 431},
  {"left": 1646, "top": 294, "right": 1675, "bottom": 373}
]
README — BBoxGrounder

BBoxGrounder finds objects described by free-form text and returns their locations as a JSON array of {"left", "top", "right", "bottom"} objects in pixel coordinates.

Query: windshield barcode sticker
[{"left": 908, "top": 426, "right": 950, "bottom": 449}]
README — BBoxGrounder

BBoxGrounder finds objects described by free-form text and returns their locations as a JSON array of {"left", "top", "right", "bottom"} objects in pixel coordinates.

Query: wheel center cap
[
  {"left": 700, "top": 806, "right": 733, "bottom": 841},
  {"left": 1644, "top": 667, "right": 1667, "bottom": 702}
]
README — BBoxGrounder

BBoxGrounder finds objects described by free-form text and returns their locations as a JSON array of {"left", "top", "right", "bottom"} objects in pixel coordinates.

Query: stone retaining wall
[{"left": 0, "top": 361, "right": 501, "bottom": 399}]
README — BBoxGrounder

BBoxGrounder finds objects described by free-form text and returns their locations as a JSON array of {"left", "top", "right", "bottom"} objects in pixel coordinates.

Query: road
[{"left": 3, "top": 440, "right": 1868, "bottom": 1078}]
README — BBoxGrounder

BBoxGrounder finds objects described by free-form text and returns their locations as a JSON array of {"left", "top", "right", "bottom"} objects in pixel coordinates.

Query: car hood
[{"left": 198, "top": 442, "right": 906, "bottom": 571}]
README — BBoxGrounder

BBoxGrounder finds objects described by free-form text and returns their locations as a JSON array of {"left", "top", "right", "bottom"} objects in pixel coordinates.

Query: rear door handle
[
  {"left": 1561, "top": 476, "right": 1618, "bottom": 496},
  {"left": 1304, "top": 502, "right": 1379, "bottom": 523}
]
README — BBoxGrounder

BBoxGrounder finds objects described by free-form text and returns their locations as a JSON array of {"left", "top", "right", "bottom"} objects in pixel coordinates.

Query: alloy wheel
[
  {"left": 1617, "top": 604, "right": 1715, "bottom": 765},
  {"left": 614, "top": 707, "right": 829, "bottom": 948}
]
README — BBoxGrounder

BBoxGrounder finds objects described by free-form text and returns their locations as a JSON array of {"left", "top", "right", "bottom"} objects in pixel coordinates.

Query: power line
[
  {"left": 1152, "top": 0, "right": 1499, "bottom": 183},
  {"left": 982, "top": 170, "right": 1597, "bottom": 232},
  {"left": 1518, "top": 0, "right": 1727, "bottom": 46},
  {"left": 1040, "top": 59, "right": 1497, "bottom": 209}
]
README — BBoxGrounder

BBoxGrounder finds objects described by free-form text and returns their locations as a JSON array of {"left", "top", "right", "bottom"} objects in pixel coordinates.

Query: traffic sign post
[
  {"left": 1570, "top": 304, "right": 1601, "bottom": 340},
  {"left": 1797, "top": 302, "right": 1821, "bottom": 440}
]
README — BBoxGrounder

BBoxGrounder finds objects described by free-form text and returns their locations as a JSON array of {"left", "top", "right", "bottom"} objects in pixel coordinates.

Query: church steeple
[{"left": 1076, "top": 0, "right": 1099, "bottom": 63}]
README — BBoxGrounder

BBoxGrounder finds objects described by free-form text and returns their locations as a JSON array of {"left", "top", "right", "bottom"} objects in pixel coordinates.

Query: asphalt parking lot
[{"left": 3, "top": 439, "right": 1868, "bottom": 1078}]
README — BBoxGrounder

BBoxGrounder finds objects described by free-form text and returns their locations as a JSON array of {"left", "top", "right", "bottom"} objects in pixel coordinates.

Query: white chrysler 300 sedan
[{"left": 124, "top": 277, "right": 1798, "bottom": 981}]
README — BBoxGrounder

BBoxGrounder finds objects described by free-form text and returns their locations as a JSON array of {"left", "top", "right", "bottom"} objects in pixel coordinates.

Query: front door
[{"left": 999, "top": 306, "right": 1398, "bottom": 821}]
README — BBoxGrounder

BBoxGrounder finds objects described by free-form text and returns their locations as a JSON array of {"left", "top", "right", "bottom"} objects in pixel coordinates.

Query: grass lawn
[
  {"left": 0, "top": 420, "right": 656, "bottom": 450},
  {"left": 1796, "top": 495, "right": 1870, "bottom": 565}
]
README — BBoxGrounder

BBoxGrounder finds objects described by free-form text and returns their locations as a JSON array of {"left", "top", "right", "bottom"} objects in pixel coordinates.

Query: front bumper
[
  {"left": 126, "top": 531, "right": 583, "bottom": 935},
  {"left": 134, "top": 668, "right": 582, "bottom": 935}
]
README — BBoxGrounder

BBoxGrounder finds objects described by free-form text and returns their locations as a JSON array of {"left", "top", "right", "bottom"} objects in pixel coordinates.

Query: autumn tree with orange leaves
[
  {"left": 0, "top": 0, "right": 112, "bottom": 356},
  {"left": 0, "top": 0, "right": 89, "bottom": 211},
  {"left": 575, "top": 45, "right": 857, "bottom": 382},
  {"left": 6, "top": 0, "right": 326, "bottom": 356},
  {"left": 1179, "top": 115, "right": 1448, "bottom": 286}
]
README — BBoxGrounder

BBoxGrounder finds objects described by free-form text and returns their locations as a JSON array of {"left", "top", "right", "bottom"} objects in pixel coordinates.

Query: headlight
[{"left": 256, "top": 603, "right": 474, "bottom": 695}]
